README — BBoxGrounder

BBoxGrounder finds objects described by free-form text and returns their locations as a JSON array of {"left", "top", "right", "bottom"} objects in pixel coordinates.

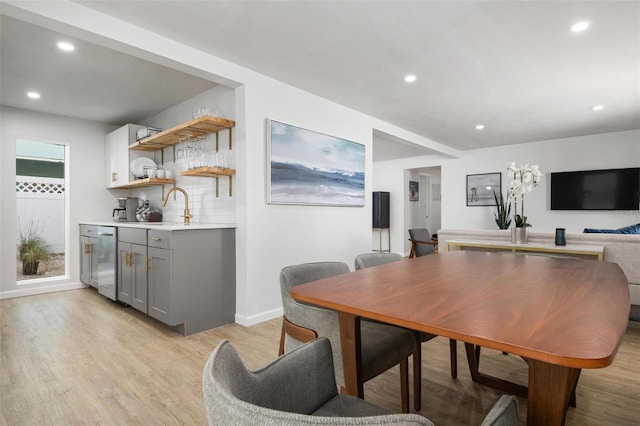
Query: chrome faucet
[{"left": 162, "top": 186, "right": 192, "bottom": 224}]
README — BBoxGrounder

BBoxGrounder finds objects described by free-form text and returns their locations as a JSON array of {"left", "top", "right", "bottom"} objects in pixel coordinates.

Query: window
[{"left": 16, "top": 139, "right": 66, "bottom": 281}]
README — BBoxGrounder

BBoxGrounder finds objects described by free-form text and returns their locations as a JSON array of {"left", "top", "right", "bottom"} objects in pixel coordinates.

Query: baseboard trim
[
  {"left": 235, "top": 307, "right": 282, "bottom": 327},
  {"left": 0, "top": 282, "right": 88, "bottom": 299}
]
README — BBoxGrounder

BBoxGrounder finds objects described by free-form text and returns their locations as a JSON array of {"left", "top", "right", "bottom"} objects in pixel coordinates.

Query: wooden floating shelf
[
  {"left": 181, "top": 167, "right": 236, "bottom": 178},
  {"left": 115, "top": 178, "right": 176, "bottom": 189},
  {"left": 181, "top": 167, "right": 235, "bottom": 197},
  {"left": 129, "top": 116, "right": 235, "bottom": 151}
]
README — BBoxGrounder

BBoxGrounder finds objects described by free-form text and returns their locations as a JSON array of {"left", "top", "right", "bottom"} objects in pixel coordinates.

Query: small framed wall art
[
  {"left": 409, "top": 181, "right": 419, "bottom": 201},
  {"left": 466, "top": 172, "right": 501, "bottom": 206}
]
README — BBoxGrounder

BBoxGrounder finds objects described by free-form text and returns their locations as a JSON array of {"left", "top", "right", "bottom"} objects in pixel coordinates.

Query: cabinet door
[
  {"left": 131, "top": 243, "right": 148, "bottom": 313},
  {"left": 117, "top": 242, "right": 132, "bottom": 304},
  {"left": 105, "top": 124, "right": 146, "bottom": 188},
  {"left": 80, "top": 236, "right": 91, "bottom": 285},
  {"left": 105, "top": 125, "right": 130, "bottom": 188},
  {"left": 147, "top": 246, "right": 172, "bottom": 325}
]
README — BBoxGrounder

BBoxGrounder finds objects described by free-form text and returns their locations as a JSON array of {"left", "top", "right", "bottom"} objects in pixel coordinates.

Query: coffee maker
[{"left": 113, "top": 197, "right": 139, "bottom": 222}]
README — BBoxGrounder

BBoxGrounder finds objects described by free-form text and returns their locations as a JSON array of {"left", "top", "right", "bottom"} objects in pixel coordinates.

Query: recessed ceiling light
[
  {"left": 27, "top": 91, "right": 41, "bottom": 99},
  {"left": 571, "top": 21, "right": 590, "bottom": 33},
  {"left": 404, "top": 75, "right": 417, "bottom": 83},
  {"left": 57, "top": 41, "right": 75, "bottom": 52},
  {"left": 475, "top": 124, "right": 485, "bottom": 130},
  {"left": 592, "top": 105, "right": 605, "bottom": 111}
]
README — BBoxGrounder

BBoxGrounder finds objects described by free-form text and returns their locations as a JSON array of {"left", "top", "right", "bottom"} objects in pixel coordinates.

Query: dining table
[{"left": 290, "top": 251, "right": 630, "bottom": 426}]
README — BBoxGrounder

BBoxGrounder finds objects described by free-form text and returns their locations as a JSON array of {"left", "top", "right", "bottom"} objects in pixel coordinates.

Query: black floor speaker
[{"left": 372, "top": 191, "right": 390, "bottom": 228}]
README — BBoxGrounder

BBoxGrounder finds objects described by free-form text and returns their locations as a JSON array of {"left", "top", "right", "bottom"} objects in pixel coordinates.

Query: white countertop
[{"left": 79, "top": 221, "right": 237, "bottom": 230}]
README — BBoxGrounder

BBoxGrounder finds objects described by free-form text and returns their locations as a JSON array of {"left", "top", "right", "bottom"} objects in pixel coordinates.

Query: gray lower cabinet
[
  {"left": 107, "top": 225, "right": 235, "bottom": 335},
  {"left": 117, "top": 228, "right": 148, "bottom": 313},
  {"left": 80, "top": 225, "right": 99, "bottom": 288},
  {"left": 147, "top": 245, "right": 171, "bottom": 324},
  {"left": 146, "top": 228, "right": 236, "bottom": 335}
]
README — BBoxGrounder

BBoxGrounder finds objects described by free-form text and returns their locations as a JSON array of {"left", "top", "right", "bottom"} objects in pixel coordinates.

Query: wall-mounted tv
[{"left": 551, "top": 167, "right": 640, "bottom": 210}]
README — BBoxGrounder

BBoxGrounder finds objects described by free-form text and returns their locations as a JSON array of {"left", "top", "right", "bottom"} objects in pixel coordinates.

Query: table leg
[
  {"left": 338, "top": 312, "right": 363, "bottom": 398},
  {"left": 525, "top": 359, "right": 580, "bottom": 426},
  {"left": 464, "top": 343, "right": 528, "bottom": 397}
]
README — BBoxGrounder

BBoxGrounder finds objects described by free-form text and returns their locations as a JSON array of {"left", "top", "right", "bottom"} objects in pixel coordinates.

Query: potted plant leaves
[
  {"left": 493, "top": 189, "right": 512, "bottom": 230},
  {"left": 17, "top": 221, "right": 52, "bottom": 275}
]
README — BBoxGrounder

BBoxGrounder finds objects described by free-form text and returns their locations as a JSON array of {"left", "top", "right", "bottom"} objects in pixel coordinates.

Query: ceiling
[{"left": 1, "top": 1, "right": 639, "bottom": 158}]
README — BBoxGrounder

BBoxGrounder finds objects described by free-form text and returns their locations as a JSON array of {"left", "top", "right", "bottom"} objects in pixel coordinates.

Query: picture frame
[
  {"left": 466, "top": 172, "right": 501, "bottom": 206},
  {"left": 266, "top": 119, "right": 365, "bottom": 206},
  {"left": 409, "top": 181, "right": 419, "bottom": 201}
]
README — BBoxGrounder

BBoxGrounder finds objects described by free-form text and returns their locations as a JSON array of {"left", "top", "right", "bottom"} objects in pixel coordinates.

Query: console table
[{"left": 445, "top": 239, "right": 604, "bottom": 261}]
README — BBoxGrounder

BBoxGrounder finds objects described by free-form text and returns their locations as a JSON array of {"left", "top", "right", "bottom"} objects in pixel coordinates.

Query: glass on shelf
[{"left": 192, "top": 106, "right": 219, "bottom": 119}]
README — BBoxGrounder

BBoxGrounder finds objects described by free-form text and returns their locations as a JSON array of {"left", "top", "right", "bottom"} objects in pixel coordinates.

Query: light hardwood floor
[{"left": 1, "top": 288, "right": 638, "bottom": 425}]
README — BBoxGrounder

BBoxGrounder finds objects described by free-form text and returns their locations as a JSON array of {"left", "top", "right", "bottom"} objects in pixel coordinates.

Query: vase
[
  {"left": 22, "top": 261, "right": 39, "bottom": 275},
  {"left": 511, "top": 227, "right": 528, "bottom": 244}
]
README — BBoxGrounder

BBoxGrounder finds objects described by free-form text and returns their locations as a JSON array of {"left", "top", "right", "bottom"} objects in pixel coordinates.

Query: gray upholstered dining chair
[
  {"left": 203, "top": 337, "right": 432, "bottom": 425},
  {"left": 354, "top": 252, "right": 459, "bottom": 410},
  {"left": 408, "top": 228, "right": 438, "bottom": 258},
  {"left": 480, "top": 395, "right": 519, "bottom": 426},
  {"left": 203, "top": 337, "right": 519, "bottom": 426},
  {"left": 279, "top": 262, "right": 419, "bottom": 413},
  {"left": 354, "top": 252, "right": 404, "bottom": 270}
]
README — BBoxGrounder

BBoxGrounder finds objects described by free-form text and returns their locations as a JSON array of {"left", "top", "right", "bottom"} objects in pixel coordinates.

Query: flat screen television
[{"left": 551, "top": 167, "right": 640, "bottom": 210}]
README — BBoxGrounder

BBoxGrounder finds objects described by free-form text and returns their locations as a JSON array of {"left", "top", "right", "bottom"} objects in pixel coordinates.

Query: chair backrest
[
  {"left": 480, "top": 395, "right": 518, "bottom": 426},
  {"left": 408, "top": 228, "right": 435, "bottom": 257},
  {"left": 280, "top": 262, "right": 350, "bottom": 295},
  {"left": 280, "top": 262, "right": 350, "bottom": 313},
  {"left": 279, "top": 262, "right": 350, "bottom": 384},
  {"left": 203, "top": 338, "right": 433, "bottom": 425},
  {"left": 203, "top": 338, "right": 339, "bottom": 424},
  {"left": 354, "top": 252, "right": 403, "bottom": 270}
]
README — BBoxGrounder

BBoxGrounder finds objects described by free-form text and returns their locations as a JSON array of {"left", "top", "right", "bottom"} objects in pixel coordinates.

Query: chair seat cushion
[
  {"left": 312, "top": 394, "right": 392, "bottom": 417},
  {"left": 360, "top": 320, "right": 415, "bottom": 382}
]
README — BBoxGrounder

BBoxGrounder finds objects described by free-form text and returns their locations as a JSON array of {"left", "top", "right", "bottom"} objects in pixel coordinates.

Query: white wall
[
  {"left": 0, "top": 106, "right": 117, "bottom": 297},
  {"left": 374, "top": 130, "right": 639, "bottom": 257},
  {"left": 441, "top": 130, "right": 640, "bottom": 233}
]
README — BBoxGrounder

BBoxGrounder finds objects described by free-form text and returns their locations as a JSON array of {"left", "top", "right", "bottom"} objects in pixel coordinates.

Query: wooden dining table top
[{"left": 291, "top": 251, "right": 630, "bottom": 369}]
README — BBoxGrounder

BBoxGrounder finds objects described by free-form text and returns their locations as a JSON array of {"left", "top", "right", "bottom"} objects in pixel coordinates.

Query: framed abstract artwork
[
  {"left": 466, "top": 172, "right": 501, "bottom": 206},
  {"left": 266, "top": 119, "right": 365, "bottom": 206}
]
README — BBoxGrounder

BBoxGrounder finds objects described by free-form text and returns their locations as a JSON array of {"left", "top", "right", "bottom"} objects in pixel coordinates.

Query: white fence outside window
[{"left": 16, "top": 175, "right": 65, "bottom": 253}]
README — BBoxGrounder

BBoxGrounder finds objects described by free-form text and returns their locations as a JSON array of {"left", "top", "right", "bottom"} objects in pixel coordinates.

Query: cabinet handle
[
  {"left": 145, "top": 256, "right": 150, "bottom": 272},
  {"left": 112, "top": 171, "right": 117, "bottom": 182},
  {"left": 84, "top": 243, "right": 90, "bottom": 254},
  {"left": 151, "top": 237, "right": 161, "bottom": 241},
  {"left": 125, "top": 252, "right": 132, "bottom": 267}
]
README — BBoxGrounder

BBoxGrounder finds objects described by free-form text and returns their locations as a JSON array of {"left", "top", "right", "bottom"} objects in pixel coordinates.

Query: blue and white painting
[{"left": 268, "top": 119, "right": 365, "bottom": 206}]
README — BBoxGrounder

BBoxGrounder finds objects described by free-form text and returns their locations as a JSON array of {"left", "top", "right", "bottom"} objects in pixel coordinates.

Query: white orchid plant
[{"left": 507, "top": 163, "right": 542, "bottom": 228}]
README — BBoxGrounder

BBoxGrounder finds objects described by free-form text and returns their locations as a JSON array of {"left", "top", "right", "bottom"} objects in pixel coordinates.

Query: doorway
[
  {"left": 16, "top": 139, "right": 67, "bottom": 281},
  {"left": 419, "top": 174, "right": 431, "bottom": 231},
  {"left": 407, "top": 166, "right": 442, "bottom": 237}
]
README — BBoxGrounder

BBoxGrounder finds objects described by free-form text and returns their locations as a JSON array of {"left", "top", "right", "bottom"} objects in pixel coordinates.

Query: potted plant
[
  {"left": 507, "top": 163, "right": 542, "bottom": 243},
  {"left": 17, "top": 221, "right": 52, "bottom": 275},
  {"left": 493, "top": 189, "right": 512, "bottom": 230}
]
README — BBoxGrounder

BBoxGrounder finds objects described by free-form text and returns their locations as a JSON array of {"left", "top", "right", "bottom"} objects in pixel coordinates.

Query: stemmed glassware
[{"left": 175, "top": 134, "right": 232, "bottom": 171}]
